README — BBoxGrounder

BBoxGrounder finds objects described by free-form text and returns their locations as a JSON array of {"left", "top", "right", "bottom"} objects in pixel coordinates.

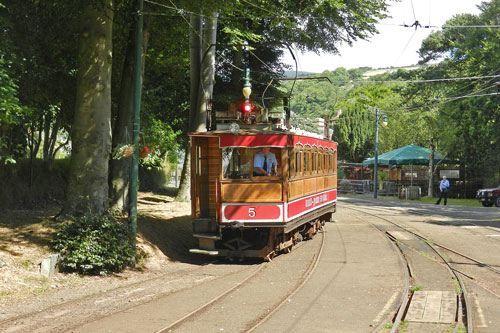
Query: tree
[
  {"left": 174, "top": 0, "right": 390, "bottom": 200},
  {"left": 175, "top": 11, "right": 218, "bottom": 202},
  {"left": 333, "top": 84, "right": 401, "bottom": 162},
  {"left": 0, "top": 55, "right": 25, "bottom": 164},
  {"left": 0, "top": 0, "right": 79, "bottom": 162},
  {"left": 109, "top": 0, "right": 152, "bottom": 212},
  {"left": 417, "top": 1, "right": 500, "bottom": 186},
  {"left": 62, "top": 0, "right": 114, "bottom": 216}
]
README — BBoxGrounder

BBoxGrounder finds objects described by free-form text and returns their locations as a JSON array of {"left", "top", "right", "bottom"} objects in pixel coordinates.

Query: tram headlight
[{"left": 230, "top": 122, "right": 240, "bottom": 134}]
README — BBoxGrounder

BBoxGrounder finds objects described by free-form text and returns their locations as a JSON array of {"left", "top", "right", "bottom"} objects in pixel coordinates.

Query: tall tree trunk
[
  {"left": 194, "top": 13, "right": 217, "bottom": 132},
  {"left": 109, "top": 3, "right": 150, "bottom": 212},
  {"left": 428, "top": 138, "right": 434, "bottom": 197},
  {"left": 230, "top": 49, "right": 243, "bottom": 94},
  {"left": 175, "top": 147, "right": 191, "bottom": 201},
  {"left": 175, "top": 13, "right": 217, "bottom": 202},
  {"left": 175, "top": 14, "right": 202, "bottom": 202},
  {"left": 189, "top": 14, "right": 201, "bottom": 130},
  {"left": 42, "top": 113, "right": 51, "bottom": 161},
  {"left": 62, "top": 0, "right": 114, "bottom": 216}
]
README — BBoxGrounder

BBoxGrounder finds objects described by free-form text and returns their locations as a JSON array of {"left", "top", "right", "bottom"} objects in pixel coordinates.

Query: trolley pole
[
  {"left": 374, "top": 108, "right": 379, "bottom": 199},
  {"left": 129, "top": 0, "right": 143, "bottom": 248}
]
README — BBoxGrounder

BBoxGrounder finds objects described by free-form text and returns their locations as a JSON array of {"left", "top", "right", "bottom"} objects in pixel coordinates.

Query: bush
[{"left": 52, "top": 213, "right": 137, "bottom": 275}]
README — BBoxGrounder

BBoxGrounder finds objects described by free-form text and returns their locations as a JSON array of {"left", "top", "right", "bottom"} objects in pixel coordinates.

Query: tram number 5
[{"left": 248, "top": 207, "right": 256, "bottom": 218}]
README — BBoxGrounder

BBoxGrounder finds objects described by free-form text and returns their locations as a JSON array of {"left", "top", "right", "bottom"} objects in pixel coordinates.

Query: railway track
[
  {"left": 347, "top": 205, "right": 473, "bottom": 333},
  {"left": 0, "top": 260, "right": 256, "bottom": 332},
  {"left": 362, "top": 205, "right": 500, "bottom": 277},
  {"left": 2, "top": 226, "right": 325, "bottom": 332},
  {"left": 153, "top": 229, "right": 326, "bottom": 333}
]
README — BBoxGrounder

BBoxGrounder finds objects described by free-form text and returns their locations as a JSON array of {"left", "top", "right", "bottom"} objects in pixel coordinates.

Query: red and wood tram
[{"left": 189, "top": 128, "right": 338, "bottom": 260}]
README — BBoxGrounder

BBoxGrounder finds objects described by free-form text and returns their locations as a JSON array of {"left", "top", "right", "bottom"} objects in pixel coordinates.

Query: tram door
[{"left": 193, "top": 137, "right": 209, "bottom": 217}]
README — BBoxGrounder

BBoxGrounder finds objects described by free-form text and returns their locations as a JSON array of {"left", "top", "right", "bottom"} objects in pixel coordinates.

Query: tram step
[
  {"left": 189, "top": 248, "right": 219, "bottom": 256},
  {"left": 193, "top": 232, "right": 221, "bottom": 240}
]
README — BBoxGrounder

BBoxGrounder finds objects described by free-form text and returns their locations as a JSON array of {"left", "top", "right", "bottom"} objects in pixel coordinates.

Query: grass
[
  {"left": 383, "top": 320, "right": 408, "bottom": 331},
  {"left": 23, "top": 276, "right": 49, "bottom": 284},
  {"left": 418, "top": 196, "right": 481, "bottom": 207},
  {"left": 410, "top": 285, "right": 422, "bottom": 292},
  {"left": 21, "top": 260, "right": 34, "bottom": 269},
  {"left": 418, "top": 250, "right": 433, "bottom": 260},
  {"left": 451, "top": 278, "right": 463, "bottom": 295}
]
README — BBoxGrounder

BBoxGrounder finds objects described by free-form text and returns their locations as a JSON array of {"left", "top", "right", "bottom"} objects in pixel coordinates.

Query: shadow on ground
[{"left": 0, "top": 208, "right": 59, "bottom": 256}]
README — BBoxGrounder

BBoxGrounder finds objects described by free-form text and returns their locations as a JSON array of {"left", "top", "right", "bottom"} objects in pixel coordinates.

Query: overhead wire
[
  {"left": 330, "top": 89, "right": 500, "bottom": 125},
  {"left": 148, "top": 0, "right": 244, "bottom": 73},
  {"left": 410, "top": 0, "right": 416, "bottom": 22},
  {"left": 393, "top": 29, "right": 417, "bottom": 67},
  {"left": 145, "top": 0, "right": 500, "bottom": 111},
  {"left": 144, "top": 0, "right": 210, "bottom": 18},
  {"left": 298, "top": 74, "right": 500, "bottom": 85},
  {"left": 240, "top": 0, "right": 283, "bottom": 18}
]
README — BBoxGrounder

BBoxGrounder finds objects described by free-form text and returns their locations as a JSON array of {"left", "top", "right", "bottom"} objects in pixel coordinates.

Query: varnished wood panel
[
  {"left": 281, "top": 148, "right": 289, "bottom": 202},
  {"left": 222, "top": 183, "right": 282, "bottom": 202},
  {"left": 316, "top": 177, "right": 325, "bottom": 192},
  {"left": 289, "top": 180, "right": 304, "bottom": 200},
  {"left": 207, "top": 138, "right": 220, "bottom": 216},
  {"left": 325, "top": 175, "right": 337, "bottom": 188},
  {"left": 304, "top": 178, "right": 316, "bottom": 195}
]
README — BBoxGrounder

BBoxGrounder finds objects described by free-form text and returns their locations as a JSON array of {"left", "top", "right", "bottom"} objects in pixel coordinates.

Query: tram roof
[{"left": 189, "top": 129, "right": 337, "bottom": 150}]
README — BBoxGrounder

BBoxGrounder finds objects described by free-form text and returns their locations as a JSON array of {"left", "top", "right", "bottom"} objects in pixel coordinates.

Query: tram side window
[
  {"left": 324, "top": 152, "right": 328, "bottom": 174},
  {"left": 330, "top": 154, "right": 335, "bottom": 174},
  {"left": 319, "top": 152, "right": 323, "bottom": 174},
  {"left": 295, "top": 150, "right": 302, "bottom": 176},
  {"left": 304, "top": 151, "right": 310, "bottom": 174},
  {"left": 312, "top": 151, "right": 317, "bottom": 174},
  {"left": 222, "top": 147, "right": 251, "bottom": 179}
]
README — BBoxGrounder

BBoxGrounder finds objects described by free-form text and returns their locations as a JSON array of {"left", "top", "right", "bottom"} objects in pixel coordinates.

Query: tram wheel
[{"left": 264, "top": 251, "right": 275, "bottom": 262}]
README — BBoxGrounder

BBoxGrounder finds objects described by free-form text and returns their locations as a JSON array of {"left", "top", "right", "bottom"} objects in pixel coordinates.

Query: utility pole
[
  {"left": 129, "top": 0, "right": 143, "bottom": 248},
  {"left": 374, "top": 108, "right": 379, "bottom": 199}
]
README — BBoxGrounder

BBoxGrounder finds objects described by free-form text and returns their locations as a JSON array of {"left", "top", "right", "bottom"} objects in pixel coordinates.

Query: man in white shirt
[{"left": 253, "top": 147, "right": 277, "bottom": 176}]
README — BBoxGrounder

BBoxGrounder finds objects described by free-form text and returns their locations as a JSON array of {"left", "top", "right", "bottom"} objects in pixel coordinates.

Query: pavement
[{"left": 54, "top": 196, "right": 500, "bottom": 332}]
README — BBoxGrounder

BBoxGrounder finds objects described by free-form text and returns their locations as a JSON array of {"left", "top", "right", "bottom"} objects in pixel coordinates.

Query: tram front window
[
  {"left": 222, "top": 147, "right": 251, "bottom": 179},
  {"left": 253, "top": 147, "right": 280, "bottom": 178}
]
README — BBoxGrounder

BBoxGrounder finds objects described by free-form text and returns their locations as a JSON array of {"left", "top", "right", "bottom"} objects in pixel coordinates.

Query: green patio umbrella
[
  {"left": 362, "top": 144, "right": 449, "bottom": 166},
  {"left": 362, "top": 144, "right": 451, "bottom": 187}
]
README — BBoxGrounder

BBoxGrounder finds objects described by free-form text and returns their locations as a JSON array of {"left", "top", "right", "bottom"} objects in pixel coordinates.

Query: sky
[{"left": 282, "top": 0, "right": 485, "bottom": 72}]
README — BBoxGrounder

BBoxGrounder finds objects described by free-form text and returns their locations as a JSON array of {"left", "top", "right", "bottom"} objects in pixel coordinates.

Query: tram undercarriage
[{"left": 190, "top": 203, "right": 336, "bottom": 261}]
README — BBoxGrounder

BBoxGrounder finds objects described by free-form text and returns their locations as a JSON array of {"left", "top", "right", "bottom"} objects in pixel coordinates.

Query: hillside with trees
[{"left": 286, "top": 0, "right": 500, "bottom": 190}]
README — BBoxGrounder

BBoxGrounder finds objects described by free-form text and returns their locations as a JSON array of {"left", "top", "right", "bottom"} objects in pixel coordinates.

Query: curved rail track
[
  {"left": 154, "top": 228, "right": 326, "bottom": 333},
  {"left": 0, "top": 260, "right": 248, "bottom": 331},
  {"left": 347, "top": 205, "right": 473, "bottom": 333},
  {"left": 246, "top": 228, "right": 326, "bottom": 332}
]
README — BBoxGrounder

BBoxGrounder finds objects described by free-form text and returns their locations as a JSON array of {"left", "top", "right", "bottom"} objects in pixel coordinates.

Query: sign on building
[{"left": 440, "top": 169, "right": 460, "bottom": 179}]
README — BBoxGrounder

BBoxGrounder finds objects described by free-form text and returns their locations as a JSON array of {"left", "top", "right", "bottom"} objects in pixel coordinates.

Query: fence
[{"left": 339, "top": 179, "right": 398, "bottom": 196}]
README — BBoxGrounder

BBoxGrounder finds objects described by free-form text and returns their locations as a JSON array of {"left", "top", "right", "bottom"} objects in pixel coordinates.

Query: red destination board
[{"left": 287, "top": 189, "right": 336, "bottom": 220}]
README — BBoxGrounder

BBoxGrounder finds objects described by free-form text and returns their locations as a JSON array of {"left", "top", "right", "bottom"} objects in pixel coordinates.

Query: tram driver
[{"left": 253, "top": 147, "right": 278, "bottom": 176}]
